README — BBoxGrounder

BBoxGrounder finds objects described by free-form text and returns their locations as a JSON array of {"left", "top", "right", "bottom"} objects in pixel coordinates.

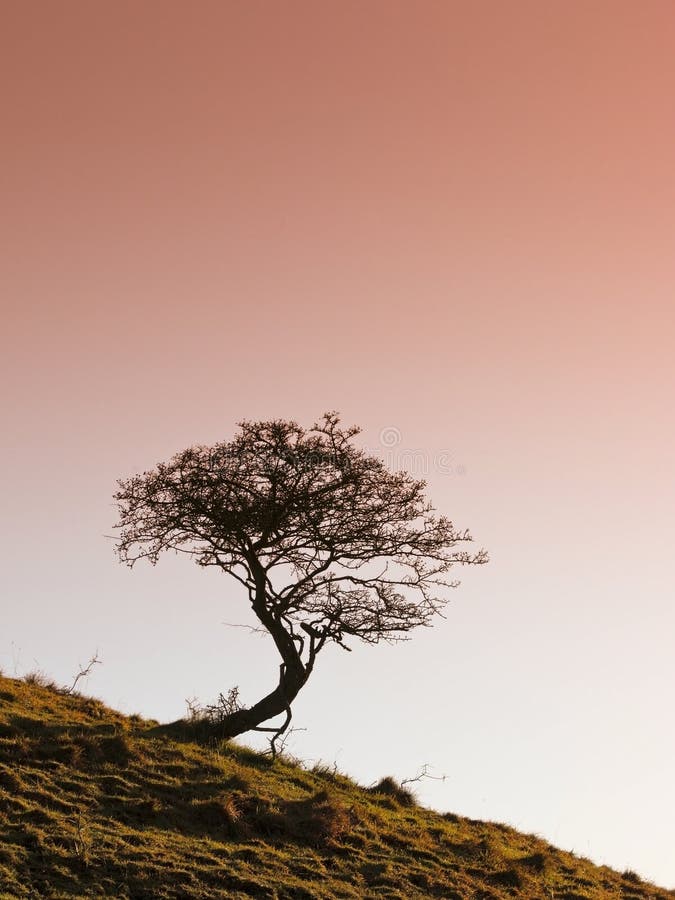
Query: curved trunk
[
  {"left": 219, "top": 660, "right": 308, "bottom": 739},
  {"left": 218, "top": 555, "right": 312, "bottom": 740}
]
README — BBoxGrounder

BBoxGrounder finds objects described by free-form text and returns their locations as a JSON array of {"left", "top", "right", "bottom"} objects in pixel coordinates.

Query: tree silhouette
[{"left": 114, "top": 413, "right": 487, "bottom": 745}]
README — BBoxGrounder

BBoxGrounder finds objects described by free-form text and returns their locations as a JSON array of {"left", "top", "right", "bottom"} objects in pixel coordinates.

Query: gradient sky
[{"left": 2, "top": 0, "right": 675, "bottom": 887}]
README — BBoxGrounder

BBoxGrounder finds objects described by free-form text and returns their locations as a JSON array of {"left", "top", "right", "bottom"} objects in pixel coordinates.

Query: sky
[{"left": 2, "top": 0, "right": 674, "bottom": 887}]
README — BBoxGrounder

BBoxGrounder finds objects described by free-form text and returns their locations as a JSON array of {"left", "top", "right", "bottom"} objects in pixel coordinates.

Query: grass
[{"left": 0, "top": 673, "right": 672, "bottom": 899}]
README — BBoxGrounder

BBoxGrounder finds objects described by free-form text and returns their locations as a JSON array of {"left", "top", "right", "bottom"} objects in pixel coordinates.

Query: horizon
[{"left": 2, "top": 1, "right": 674, "bottom": 888}]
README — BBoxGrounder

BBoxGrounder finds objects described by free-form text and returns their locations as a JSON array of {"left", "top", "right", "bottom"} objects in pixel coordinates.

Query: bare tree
[{"left": 113, "top": 413, "right": 487, "bottom": 743}]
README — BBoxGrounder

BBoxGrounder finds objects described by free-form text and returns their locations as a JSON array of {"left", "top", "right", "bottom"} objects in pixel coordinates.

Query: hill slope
[{"left": 0, "top": 674, "right": 670, "bottom": 900}]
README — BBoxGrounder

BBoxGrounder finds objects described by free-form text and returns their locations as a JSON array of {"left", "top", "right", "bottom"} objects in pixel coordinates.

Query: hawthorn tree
[{"left": 114, "top": 413, "right": 487, "bottom": 745}]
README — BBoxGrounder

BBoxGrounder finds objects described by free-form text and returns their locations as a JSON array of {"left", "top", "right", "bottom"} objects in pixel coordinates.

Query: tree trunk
[
  {"left": 218, "top": 660, "right": 308, "bottom": 739},
  {"left": 215, "top": 555, "right": 312, "bottom": 738},
  {"left": 216, "top": 554, "right": 312, "bottom": 740}
]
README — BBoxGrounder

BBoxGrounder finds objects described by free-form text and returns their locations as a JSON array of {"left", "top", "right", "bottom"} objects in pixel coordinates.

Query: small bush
[
  {"left": 290, "top": 790, "right": 352, "bottom": 846},
  {"left": 23, "top": 671, "right": 58, "bottom": 691},
  {"left": 622, "top": 869, "right": 642, "bottom": 884},
  {"left": 238, "top": 795, "right": 283, "bottom": 838},
  {"left": 311, "top": 761, "right": 340, "bottom": 781},
  {"left": 53, "top": 732, "right": 133, "bottom": 769},
  {"left": 520, "top": 851, "right": 548, "bottom": 872},
  {"left": 98, "top": 733, "right": 132, "bottom": 765},
  {"left": 489, "top": 867, "right": 523, "bottom": 889},
  {"left": 191, "top": 795, "right": 243, "bottom": 837},
  {"left": 368, "top": 776, "right": 417, "bottom": 807},
  {"left": 79, "top": 698, "right": 107, "bottom": 720}
]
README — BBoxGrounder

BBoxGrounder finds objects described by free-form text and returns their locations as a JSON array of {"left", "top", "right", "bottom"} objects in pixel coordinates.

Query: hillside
[{"left": 0, "top": 674, "right": 670, "bottom": 900}]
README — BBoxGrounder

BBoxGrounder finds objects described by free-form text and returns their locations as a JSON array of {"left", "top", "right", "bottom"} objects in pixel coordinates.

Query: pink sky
[{"left": 2, "top": 2, "right": 675, "bottom": 887}]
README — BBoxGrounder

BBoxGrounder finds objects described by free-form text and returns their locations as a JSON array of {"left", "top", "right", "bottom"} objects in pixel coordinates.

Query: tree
[{"left": 113, "top": 413, "right": 487, "bottom": 745}]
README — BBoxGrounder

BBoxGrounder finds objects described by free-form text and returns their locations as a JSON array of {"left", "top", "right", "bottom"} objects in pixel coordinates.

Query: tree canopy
[{"left": 114, "top": 413, "right": 487, "bottom": 745}]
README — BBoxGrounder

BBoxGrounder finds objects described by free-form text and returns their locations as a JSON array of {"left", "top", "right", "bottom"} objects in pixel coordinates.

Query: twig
[
  {"left": 65, "top": 653, "right": 102, "bottom": 695},
  {"left": 401, "top": 763, "right": 447, "bottom": 787},
  {"left": 222, "top": 621, "right": 269, "bottom": 637}
]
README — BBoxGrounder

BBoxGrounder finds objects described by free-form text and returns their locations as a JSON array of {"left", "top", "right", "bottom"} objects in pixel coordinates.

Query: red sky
[{"left": 2, "top": 1, "right": 675, "bottom": 887}]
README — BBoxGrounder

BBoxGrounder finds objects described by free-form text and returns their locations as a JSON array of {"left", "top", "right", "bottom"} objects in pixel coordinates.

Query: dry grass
[{"left": 0, "top": 673, "right": 672, "bottom": 899}]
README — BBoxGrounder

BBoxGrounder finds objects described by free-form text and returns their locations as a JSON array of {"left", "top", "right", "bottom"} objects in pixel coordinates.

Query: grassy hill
[{"left": 0, "top": 673, "right": 671, "bottom": 900}]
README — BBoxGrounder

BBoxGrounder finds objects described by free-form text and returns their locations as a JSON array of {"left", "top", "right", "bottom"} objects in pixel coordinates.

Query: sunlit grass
[{"left": 0, "top": 673, "right": 670, "bottom": 899}]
